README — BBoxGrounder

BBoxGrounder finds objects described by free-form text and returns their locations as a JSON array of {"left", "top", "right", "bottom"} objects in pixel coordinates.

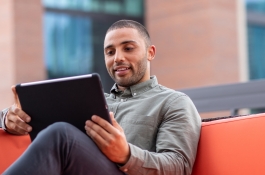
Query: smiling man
[
  {"left": 104, "top": 25, "right": 153, "bottom": 89},
  {"left": 1, "top": 20, "right": 201, "bottom": 175}
]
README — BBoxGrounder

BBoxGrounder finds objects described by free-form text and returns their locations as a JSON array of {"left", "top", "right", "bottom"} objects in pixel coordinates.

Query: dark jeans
[{"left": 3, "top": 122, "right": 125, "bottom": 175}]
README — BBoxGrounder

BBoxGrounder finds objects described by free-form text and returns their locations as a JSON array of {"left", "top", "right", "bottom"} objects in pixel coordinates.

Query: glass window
[
  {"left": 247, "top": 25, "right": 265, "bottom": 79},
  {"left": 44, "top": 12, "right": 93, "bottom": 79},
  {"left": 103, "top": 1, "right": 123, "bottom": 14},
  {"left": 43, "top": 0, "right": 144, "bottom": 91},
  {"left": 124, "top": 0, "right": 143, "bottom": 16},
  {"left": 246, "top": 0, "right": 265, "bottom": 80},
  {"left": 246, "top": 0, "right": 265, "bottom": 13},
  {"left": 43, "top": 0, "right": 143, "bottom": 16}
]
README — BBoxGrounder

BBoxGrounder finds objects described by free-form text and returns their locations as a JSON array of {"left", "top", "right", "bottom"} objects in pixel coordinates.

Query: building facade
[{"left": 1, "top": 0, "right": 264, "bottom": 117}]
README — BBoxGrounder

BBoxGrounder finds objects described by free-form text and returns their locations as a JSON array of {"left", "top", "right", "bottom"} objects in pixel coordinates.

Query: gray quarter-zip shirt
[{"left": 105, "top": 76, "right": 201, "bottom": 175}]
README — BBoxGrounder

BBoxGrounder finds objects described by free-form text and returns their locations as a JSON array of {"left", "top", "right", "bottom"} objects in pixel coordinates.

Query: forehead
[{"left": 104, "top": 28, "right": 144, "bottom": 47}]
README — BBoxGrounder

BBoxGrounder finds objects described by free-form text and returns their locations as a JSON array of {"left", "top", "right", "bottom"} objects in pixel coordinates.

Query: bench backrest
[
  {"left": 179, "top": 79, "right": 265, "bottom": 115},
  {"left": 191, "top": 113, "right": 265, "bottom": 175}
]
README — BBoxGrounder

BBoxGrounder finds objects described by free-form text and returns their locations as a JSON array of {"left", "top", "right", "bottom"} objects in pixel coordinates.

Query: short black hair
[{"left": 106, "top": 19, "right": 151, "bottom": 46}]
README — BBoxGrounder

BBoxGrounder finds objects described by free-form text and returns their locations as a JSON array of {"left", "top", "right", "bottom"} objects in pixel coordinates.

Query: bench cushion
[
  {"left": 1, "top": 113, "right": 265, "bottom": 174},
  {"left": 0, "top": 129, "right": 31, "bottom": 173},
  {"left": 192, "top": 113, "right": 265, "bottom": 175}
]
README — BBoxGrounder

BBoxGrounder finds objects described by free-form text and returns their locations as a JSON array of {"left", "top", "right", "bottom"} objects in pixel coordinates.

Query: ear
[{"left": 147, "top": 45, "right": 156, "bottom": 61}]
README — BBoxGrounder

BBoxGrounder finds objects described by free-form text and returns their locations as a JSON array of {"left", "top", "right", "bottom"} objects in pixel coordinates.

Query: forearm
[{"left": 120, "top": 144, "right": 189, "bottom": 175}]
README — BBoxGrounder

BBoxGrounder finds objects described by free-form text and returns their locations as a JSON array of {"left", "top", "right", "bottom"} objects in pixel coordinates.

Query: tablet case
[{"left": 16, "top": 73, "right": 111, "bottom": 140}]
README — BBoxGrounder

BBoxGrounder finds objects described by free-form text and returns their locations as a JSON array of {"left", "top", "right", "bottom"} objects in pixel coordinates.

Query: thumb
[
  {"left": 109, "top": 112, "right": 122, "bottom": 131},
  {"left": 11, "top": 85, "right": 21, "bottom": 109}
]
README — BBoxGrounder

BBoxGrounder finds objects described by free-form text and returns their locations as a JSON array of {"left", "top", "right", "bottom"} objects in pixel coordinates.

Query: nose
[{"left": 114, "top": 50, "right": 125, "bottom": 63}]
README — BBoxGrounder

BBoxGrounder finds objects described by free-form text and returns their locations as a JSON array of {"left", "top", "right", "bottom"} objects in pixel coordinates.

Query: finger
[
  {"left": 9, "top": 104, "right": 31, "bottom": 123},
  {"left": 91, "top": 115, "right": 115, "bottom": 134},
  {"left": 85, "top": 121, "right": 108, "bottom": 146},
  {"left": 11, "top": 86, "right": 21, "bottom": 109},
  {"left": 7, "top": 105, "right": 32, "bottom": 133},
  {"left": 85, "top": 120, "right": 110, "bottom": 140},
  {"left": 109, "top": 112, "right": 123, "bottom": 131},
  {"left": 7, "top": 121, "right": 31, "bottom": 134},
  {"left": 6, "top": 114, "right": 32, "bottom": 134}
]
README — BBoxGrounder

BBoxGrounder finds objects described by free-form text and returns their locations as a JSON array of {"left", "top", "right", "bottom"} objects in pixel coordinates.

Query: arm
[
  {"left": 119, "top": 95, "right": 201, "bottom": 175},
  {"left": 86, "top": 95, "right": 201, "bottom": 175}
]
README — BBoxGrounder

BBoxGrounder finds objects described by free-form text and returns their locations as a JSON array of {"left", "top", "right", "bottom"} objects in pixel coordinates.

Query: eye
[
  {"left": 124, "top": 47, "right": 133, "bottom": 51},
  {"left": 106, "top": 49, "right": 115, "bottom": 56}
]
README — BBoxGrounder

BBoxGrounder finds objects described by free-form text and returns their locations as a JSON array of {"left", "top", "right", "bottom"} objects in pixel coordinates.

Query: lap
[
  {"left": 39, "top": 122, "right": 124, "bottom": 174},
  {"left": 4, "top": 122, "right": 124, "bottom": 175}
]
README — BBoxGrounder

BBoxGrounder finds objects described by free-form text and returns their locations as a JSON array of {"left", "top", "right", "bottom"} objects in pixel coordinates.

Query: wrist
[
  {"left": 1, "top": 108, "right": 9, "bottom": 131},
  {"left": 119, "top": 144, "right": 131, "bottom": 165}
]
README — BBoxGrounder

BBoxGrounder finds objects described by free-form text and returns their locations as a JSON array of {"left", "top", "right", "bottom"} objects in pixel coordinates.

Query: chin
[{"left": 115, "top": 79, "right": 129, "bottom": 86}]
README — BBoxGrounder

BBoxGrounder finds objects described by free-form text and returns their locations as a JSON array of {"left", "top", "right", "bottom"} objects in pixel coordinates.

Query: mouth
[
  {"left": 113, "top": 66, "right": 131, "bottom": 76},
  {"left": 114, "top": 66, "right": 130, "bottom": 72}
]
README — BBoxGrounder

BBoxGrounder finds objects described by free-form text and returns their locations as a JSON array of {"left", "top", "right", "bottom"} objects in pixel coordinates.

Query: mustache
[{"left": 112, "top": 63, "right": 131, "bottom": 69}]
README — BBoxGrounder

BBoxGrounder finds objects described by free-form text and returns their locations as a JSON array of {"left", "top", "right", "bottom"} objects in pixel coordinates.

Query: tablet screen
[{"left": 16, "top": 73, "right": 110, "bottom": 140}]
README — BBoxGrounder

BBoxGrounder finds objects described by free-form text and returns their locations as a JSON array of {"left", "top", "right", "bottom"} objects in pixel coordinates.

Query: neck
[{"left": 117, "top": 85, "right": 127, "bottom": 91}]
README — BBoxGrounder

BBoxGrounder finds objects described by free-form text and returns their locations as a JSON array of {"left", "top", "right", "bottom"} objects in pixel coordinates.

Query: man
[{"left": 0, "top": 20, "right": 201, "bottom": 175}]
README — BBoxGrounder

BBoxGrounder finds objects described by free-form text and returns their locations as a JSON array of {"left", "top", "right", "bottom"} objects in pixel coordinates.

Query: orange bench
[
  {"left": 0, "top": 129, "right": 31, "bottom": 173},
  {"left": 1, "top": 113, "right": 265, "bottom": 174},
  {"left": 192, "top": 113, "right": 265, "bottom": 175}
]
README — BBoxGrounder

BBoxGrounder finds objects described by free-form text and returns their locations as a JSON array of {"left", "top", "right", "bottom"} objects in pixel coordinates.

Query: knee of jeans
[
  {"left": 50, "top": 122, "right": 73, "bottom": 129},
  {"left": 40, "top": 122, "right": 73, "bottom": 137}
]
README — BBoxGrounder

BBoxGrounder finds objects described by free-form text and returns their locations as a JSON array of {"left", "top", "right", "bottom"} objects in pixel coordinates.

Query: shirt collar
[{"left": 110, "top": 76, "right": 158, "bottom": 97}]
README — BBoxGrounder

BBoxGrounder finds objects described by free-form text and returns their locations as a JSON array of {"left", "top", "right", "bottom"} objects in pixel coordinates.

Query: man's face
[{"left": 104, "top": 28, "right": 150, "bottom": 88}]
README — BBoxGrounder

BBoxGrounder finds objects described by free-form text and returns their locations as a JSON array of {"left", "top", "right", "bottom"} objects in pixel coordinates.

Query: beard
[{"left": 108, "top": 56, "right": 147, "bottom": 88}]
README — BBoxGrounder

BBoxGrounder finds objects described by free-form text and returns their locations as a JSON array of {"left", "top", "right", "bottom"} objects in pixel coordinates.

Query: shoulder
[
  {"left": 157, "top": 84, "right": 188, "bottom": 99},
  {"left": 157, "top": 85, "right": 201, "bottom": 127},
  {"left": 156, "top": 84, "right": 198, "bottom": 112}
]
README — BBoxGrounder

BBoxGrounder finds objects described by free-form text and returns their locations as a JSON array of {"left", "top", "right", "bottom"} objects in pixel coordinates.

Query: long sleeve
[
  {"left": 0, "top": 108, "right": 9, "bottom": 129},
  {"left": 0, "top": 110, "right": 3, "bottom": 128},
  {"left": 119, "top": 95, "right": 201, "bottom": 175}
]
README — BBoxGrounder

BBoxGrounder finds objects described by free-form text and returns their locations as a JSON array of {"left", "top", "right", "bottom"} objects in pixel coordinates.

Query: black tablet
[{"left": 16, "top": 73, "right": 111, "bottom": 141}]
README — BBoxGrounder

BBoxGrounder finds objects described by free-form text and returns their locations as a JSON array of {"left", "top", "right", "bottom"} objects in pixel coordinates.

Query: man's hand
[
  {"left": 85, "top": 112, "right": 130, "bottom": 164},
  {"left": 5, "top": 86, "right": 32, "bottom": 135}
]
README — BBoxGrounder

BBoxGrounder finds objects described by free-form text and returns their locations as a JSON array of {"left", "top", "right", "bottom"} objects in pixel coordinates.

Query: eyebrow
[{"left": 104, "top": 40, "right": 138, "bottom": 50}]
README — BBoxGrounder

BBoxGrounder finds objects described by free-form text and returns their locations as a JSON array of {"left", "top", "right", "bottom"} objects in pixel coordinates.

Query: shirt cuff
[
  {"left": 1, "top": 108, "right": 9, "bottom": 131},
  {"left": 118, "top": 143, "right": 145, "bottom": 174}
]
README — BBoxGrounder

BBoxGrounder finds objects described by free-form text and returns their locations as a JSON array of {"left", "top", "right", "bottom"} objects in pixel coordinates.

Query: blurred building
[{"left": 0, "top": 0, "right": 264, "bottom": 117}]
